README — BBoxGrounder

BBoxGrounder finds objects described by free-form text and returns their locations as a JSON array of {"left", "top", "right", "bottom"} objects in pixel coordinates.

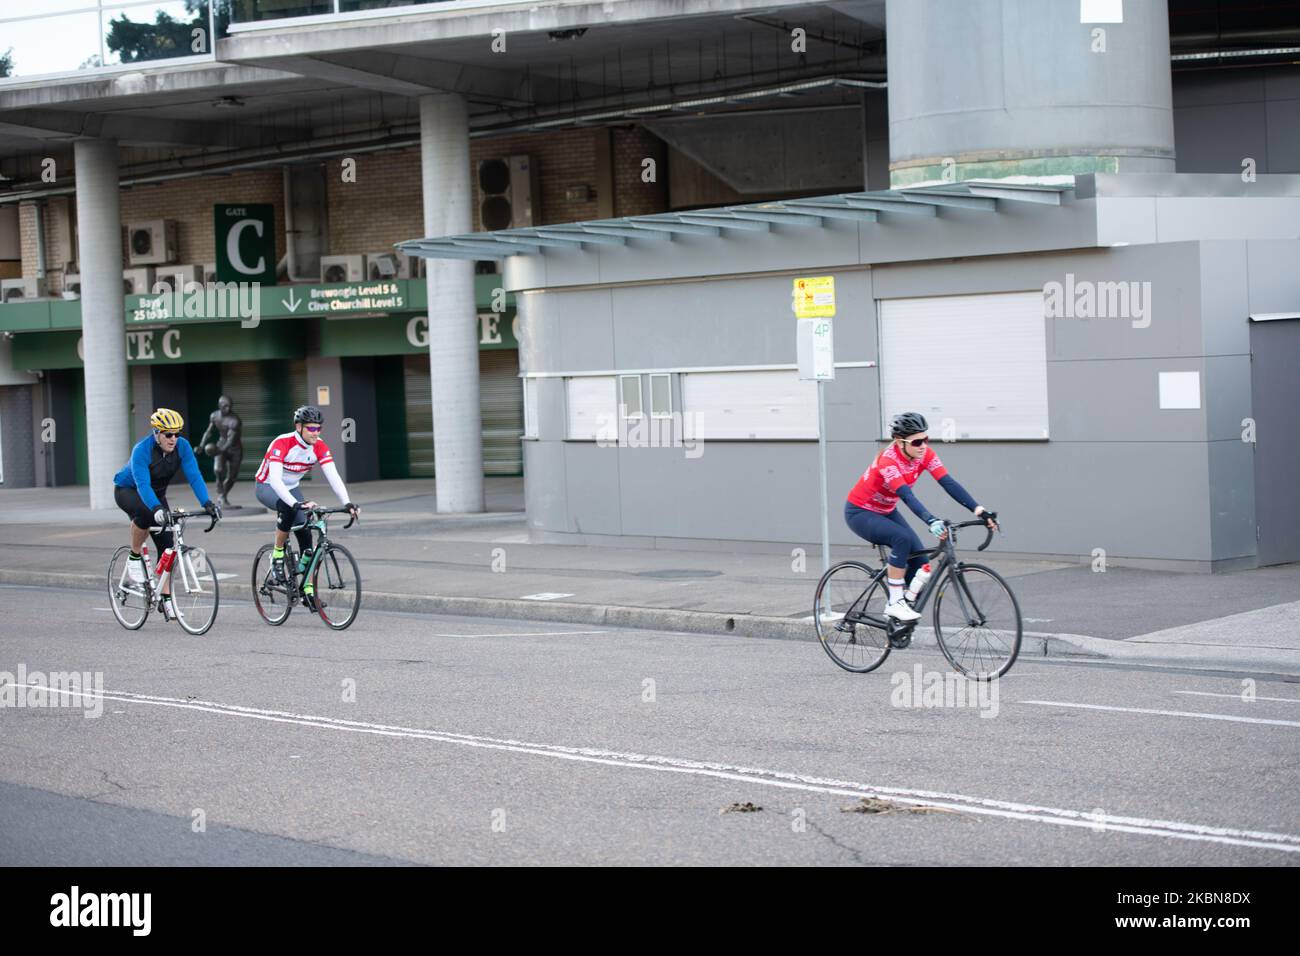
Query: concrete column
[
  {"left": 886, "top": 0, "right": 1175, "bottom": 187},
  {"left": 74, "top": 138, "right": 129, "bottom": 507},
  {"left": 419, "top": 93, "right": 483, "bottom": 513}
]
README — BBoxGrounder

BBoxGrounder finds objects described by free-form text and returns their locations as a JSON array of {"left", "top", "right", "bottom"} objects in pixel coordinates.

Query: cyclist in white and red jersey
[
  {"left": 254, "top": 405, "right": 359, "bottom": 598},
  {"left": 845, "top": 412, "right": 997, "bottom": 622}
]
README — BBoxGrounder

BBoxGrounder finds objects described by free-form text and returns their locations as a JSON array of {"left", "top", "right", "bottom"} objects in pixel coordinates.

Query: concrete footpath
[{"left": 2, "top": 478, "right": 1298, "bottom": 674}]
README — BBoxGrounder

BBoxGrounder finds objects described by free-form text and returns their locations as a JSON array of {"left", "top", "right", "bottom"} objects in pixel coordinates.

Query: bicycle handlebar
[
  {"left": 303, "top": 505, "right": 358, "bottom": 530},
  {"left": 157, "top": 509, "right": 218, "bottom": 533},
  {"left": 946, "top": 516, "right": 997, "bottom": 552}
]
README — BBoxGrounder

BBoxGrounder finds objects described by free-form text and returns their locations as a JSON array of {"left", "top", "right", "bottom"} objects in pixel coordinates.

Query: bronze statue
[{"left": 199, "top": 395, "right": 244, "bottom": 509}]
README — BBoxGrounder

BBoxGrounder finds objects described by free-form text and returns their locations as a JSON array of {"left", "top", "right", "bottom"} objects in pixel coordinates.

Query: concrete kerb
[{"left": 5, "top": 567, "right": 1292, "bottom": 674}]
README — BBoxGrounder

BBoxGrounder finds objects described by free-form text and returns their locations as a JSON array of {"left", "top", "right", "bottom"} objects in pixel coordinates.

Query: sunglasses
[
  {"left": 905, "top": 436, "right": 928, "bottom": 448},
  {"left": 160, "top": 432, "right": 180, "bottom": 439},
  {"left": 303, "top": 425, "right": 322, "bottom": 433}
]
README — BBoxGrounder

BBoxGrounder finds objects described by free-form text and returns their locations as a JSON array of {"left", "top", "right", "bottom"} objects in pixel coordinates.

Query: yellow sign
[{"left": 792, "top": 275, "right": 836, "bottom": 318}]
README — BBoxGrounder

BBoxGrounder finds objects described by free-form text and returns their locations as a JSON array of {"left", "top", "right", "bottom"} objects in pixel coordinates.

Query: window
[
  {"left": 619, "top": 374, "right": 643, "bottom": 419},
  {"left": 878, "top": 292, "right": 1049, "bottom": 440},
  {"left": 565, "top": 376, "right": 615, "bottom": 440},
  {"left": 649, "top": 373, "right": 672, "bottom": 418},
  {"left": 523, "top": 377, "right": 538, "bottom": 438},
  {"left": 680, "top": 370, "right": 817, "bottom": 440}
]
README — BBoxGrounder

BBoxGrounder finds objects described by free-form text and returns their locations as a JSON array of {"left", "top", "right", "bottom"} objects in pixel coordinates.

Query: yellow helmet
[{"left": 149, "top": 408, "right": 184, "bottom": 431}]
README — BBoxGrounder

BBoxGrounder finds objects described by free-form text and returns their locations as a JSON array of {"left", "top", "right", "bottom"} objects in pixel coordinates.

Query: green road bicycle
[
  {"left": 252, "top": 506, "right": 361, "bottom": 630},
  {"left": 813, "top": 516, "right": 1022, "bottom": 680},
  {"left": 107, "top": 509, "right": 221, "bottom": 635}
]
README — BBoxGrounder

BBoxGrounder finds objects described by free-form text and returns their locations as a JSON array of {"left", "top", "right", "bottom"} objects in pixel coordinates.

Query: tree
[
  {"left": 0, "top": 48, "right": 14, "bottom": 78},
  {"left": 104, "top": 1, "right": 229, "bottom": 64}
]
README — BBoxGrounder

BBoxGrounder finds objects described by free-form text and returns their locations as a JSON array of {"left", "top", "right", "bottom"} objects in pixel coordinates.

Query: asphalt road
[{"left": 1, "top": 584, "right": 1296, "bottom": 866}]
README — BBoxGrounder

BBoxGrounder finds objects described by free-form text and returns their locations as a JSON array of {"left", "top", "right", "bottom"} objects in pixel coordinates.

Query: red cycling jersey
[{"left": 847, "top": 443, "right": 948, "bottom": 514}]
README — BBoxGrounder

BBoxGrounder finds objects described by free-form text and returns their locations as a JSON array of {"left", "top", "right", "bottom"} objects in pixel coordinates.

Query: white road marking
[
  {"left": 12, "top": 683, "right": 1300, "bottom": 856},
  {"left": 1021, "top": 699, "right": 1300, "bottom": 728},
  {"left": 1176, "top": 691, "right": 1300, "bottom": 705},
  {"left": 428, "top": 630, "right": 607, "bottom": 638},
  {"left": 520, "top": 592, "right": 575, "bottom": 601}
]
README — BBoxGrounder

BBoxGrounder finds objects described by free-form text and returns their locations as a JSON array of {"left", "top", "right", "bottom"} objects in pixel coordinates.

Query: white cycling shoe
[
  {"left": 885, "top": 599, "right": 921, "bottom": 622},
  {"left": 126, "top": 558, "right": 146, "bottom": 585}
]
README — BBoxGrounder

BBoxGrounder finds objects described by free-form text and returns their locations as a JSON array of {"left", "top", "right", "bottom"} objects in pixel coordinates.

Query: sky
[{"left": 0, "top": 2, "right": 204, "bottom": 77}]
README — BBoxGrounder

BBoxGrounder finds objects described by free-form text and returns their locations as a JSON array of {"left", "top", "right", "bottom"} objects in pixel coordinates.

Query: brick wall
[
  {"left": 119, "top": 169, "right": 286, "bottom": 267},
  {"left": 612, "top": 126, "right": 669, "bottom": 217},
  {"left": 17, "top": 197, "right": 75, "bottom": 294}
]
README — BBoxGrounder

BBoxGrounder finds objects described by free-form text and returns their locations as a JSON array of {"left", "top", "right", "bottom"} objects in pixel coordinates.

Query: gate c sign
[{"left": 214, "top": 204, "right": 276, "bottom": 285}]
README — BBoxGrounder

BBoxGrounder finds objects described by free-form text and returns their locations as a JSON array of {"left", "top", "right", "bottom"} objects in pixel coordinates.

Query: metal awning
[{"left": 398, "top": 181, "right": 1075, "bottom": 260}]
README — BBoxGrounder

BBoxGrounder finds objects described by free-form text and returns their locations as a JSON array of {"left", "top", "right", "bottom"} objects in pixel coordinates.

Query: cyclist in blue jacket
[{"left": 112, "top": 408, "right": 220, "bottom": 620}]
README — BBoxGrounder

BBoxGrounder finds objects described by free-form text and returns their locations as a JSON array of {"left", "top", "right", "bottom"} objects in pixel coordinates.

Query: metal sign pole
[{"left": 818, "top": 378, "right": 830, "bottom": 574}]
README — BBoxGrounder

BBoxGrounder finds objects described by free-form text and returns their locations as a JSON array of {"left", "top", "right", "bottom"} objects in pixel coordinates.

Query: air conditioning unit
[
  {"left": 122, "top": 267, "right": 156, "bottom": 296},
  {"left": 477, "top": 155, "right": 539, "bottom": 231},
  {"left": 152, "top": 264, "right": 203, "bottom": 293},
  {"left": 62, "top": 272, "right": 81, "bottom": 298},
  {"left": 365, "top": 252, "right": 414, "bottom": 281},
  {"left": 1, "top": 277, "right": 47, "bottom": 302},
  {"left": 320, "top": 255, "right": 364, "bottom": 284},
  {"left": 126, "top": 219, "right": 179, "bottom": 266}
]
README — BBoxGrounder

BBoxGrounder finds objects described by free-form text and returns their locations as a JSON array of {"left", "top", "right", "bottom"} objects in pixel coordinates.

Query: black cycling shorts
[{"left": 114, "top": 485, "right": 173, "bottom": 551}]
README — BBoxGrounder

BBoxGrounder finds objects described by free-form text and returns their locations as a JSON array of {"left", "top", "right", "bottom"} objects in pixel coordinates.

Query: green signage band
[{"left": 215, "top": 203, "right": 276, "bottom": 286}]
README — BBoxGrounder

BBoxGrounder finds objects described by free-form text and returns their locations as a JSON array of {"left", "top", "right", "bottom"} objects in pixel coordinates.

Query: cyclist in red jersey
[{"left": 845, "top": 412, "right": 997, "bottom": 622}]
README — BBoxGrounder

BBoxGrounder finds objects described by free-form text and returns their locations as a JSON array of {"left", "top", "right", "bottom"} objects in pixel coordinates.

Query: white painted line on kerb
[
  {"left": 11, "top": 684, "right": 1300, "bottom": 856},
  {"left": 520, "top": 593, "right": 574, "bottom": 601},
  {"left": 1021, "top": 700, "right": 1300, "bottom": 728},
  {"left": 1177, "top": 691, "right": 1300, "bottom": 705}
]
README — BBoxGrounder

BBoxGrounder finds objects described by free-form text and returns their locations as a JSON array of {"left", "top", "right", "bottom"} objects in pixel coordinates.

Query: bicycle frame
[
  {"left": 284, "top": 507, "right": 355, "bottom": 594},
  {"left": 846, "top": 520, "right": 993, "bottom": 633},
  {"left": 114, "top": 510, "right": 216, "bottom": 609}
]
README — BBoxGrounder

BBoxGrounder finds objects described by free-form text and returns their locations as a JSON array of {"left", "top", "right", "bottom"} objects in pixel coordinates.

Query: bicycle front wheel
[
  {"left": 932, "top": 563, "right": 1022, "bottom": 680},
  {"left": 107, "top": 546, "right": 150, "bottom": 630},
  {"left": 252, "top": 543, "right": 293, "bottom": 626},
  {"left": 813, "top": 561, "right": 892, "bottom": 673},
  {"left": 172, "top": 546, "right": 220, "bottom": 636},
  {"left": 311, "top": 543, "right": 361, "bottom": 630}
]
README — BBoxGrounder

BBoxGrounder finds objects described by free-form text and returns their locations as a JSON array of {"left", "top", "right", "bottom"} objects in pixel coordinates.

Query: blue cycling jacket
[{"left": 112, "top": 435, "right": 210, "bottom": 510}]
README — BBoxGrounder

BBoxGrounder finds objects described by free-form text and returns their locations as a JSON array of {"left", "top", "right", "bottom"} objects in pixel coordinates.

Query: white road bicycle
[{"left": 107, "top": 509, "right": 221, "bottom": 635}]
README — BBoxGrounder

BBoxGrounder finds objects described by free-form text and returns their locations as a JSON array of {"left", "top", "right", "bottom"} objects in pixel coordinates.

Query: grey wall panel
[
  {"left": 1174, "top": 104, "right": 1269, "bottom": 175},
  {"left": 536, "top": 377, "right": 566, "bottom": 442},
  {"left": 616, "top": 441, "right": 823, "bottom": 541},
  {"left": 519, "top": 287, "right": 614, "bottom": 373},
  {"left": 1149, "top": 196, "right": 1300, "bottom": 243},
  {"left": 1047, "top": 358, "right": 1206, "bottom": 443},
  {"left": 1208, "top": 439, "right": 1258, "bottom": 561},
  {"left": 1094, "top": 197, "right": 1159, "bottom": 246},
  {"left": 823, "top": 367, "right": 880, "bottom": 446},
  {"left": 1245, "top": 239, "right": 1300, "bottom": 315},
  {"left": 1265, "top": 97, "right": 1300, "bottom": 175},
  {"left": 563, "top": 442, "right": 623, "bottom": 535},
  {"left": 522, "top": 440, "right": 568, "bottom": 533},
  {"left": 1204, "top": 355, "right": 1254, "bottom": 445},
  {"left": 1174, "top": 70, "right": 1266, "bottom": 108},
  {"left": 1198, "top": 241, "right": 1250, "bottom": 357}
]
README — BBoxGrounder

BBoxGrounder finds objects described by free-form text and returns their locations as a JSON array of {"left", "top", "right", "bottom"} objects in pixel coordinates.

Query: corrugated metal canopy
[{"left": 398, "top": 181, "right": 1074, "bottom": 260}]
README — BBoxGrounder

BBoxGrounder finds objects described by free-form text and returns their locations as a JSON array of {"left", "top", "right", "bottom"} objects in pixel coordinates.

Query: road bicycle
[
  {"left": 107, "top": 509, "right": 220, "bottom": 635},
  {"left": 813, "top": 515, "right": 1021, "bottom": 680},
  {"left": 252, "top": 506, "right": 361, "bottom": 630}
]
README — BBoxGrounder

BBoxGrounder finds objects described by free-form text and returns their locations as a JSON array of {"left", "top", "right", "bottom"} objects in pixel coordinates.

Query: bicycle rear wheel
[
  {"left": 311, "top": 543, "right": 361, "bottom": 630},
  {"left": 252, "top": 543, "right": 294, "bottom": 625},
  {"left": 107, "top": 546, "right": 150, "bottom": 630},
  {"left": 932, "top": 563, "right": 1022, "bottom": 680},
  {"left": 172, "top": 546, "right": 219, "bottom": 636},
  {"left": 813, "top": 561, "right": 892, "bottom": 673}
]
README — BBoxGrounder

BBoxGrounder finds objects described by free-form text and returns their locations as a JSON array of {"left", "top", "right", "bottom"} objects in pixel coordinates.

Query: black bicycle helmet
[
  {"left": 890, "top": 411, "right": 929, "bottom": 438},
  {"left": 293, "top": 405, "right": 324, "bottom": 425}
]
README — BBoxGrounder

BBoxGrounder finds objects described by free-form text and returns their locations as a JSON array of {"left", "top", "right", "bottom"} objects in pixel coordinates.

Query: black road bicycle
[
  {"left": 107, "top": 509, "right": 220, "bottom": 635},
  {"left": 252, "top": 506, "right": 361, "bottom": 630},
  {"left": 813, "top": 515, "right": 1022, "bottom": 680}
]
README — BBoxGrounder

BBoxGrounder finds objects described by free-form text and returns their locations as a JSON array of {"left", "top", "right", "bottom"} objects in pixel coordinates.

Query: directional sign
[{"left": 792, "top": 275, "right": 835, "bottom": 318}]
